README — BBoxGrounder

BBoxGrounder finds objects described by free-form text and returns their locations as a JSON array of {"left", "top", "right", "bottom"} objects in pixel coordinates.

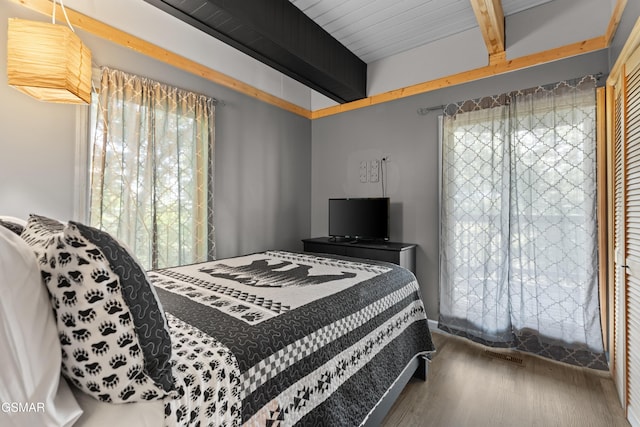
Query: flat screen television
[{"left": 329, "top": 197, "right": 390, "bottom": 241}]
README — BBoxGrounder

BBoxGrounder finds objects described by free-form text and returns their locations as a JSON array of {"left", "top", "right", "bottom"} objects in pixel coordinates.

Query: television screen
[{"left": 329, "top": 197, "right": 389, "bottom": 241}]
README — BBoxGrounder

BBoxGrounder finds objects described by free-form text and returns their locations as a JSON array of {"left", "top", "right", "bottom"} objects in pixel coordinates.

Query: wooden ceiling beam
[
  {"left": 6, "top": 0, "right": 313, "bottom": 118},
  {"left": 312, "top": 36, "right": 606, "bottom": 119},
  {"left": 470, "top": 0, "right": 506, "bottom": 63},
  {"left": 605, "top": 0, "right": 628, "bottom": 46},
  {"left": 143, "top": 0, "right": 367, "bottom": 104}
]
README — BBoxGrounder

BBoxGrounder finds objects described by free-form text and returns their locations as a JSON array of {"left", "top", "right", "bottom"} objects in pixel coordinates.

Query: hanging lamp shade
[{"left": 7, "top": 18, "right": 92, "bottom": 104}]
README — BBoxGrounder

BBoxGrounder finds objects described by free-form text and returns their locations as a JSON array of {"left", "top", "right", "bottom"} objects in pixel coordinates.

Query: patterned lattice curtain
[
  {"left": 439, "top": 76, "right": 607, "bottom": 369},
  {"left": 89, "top": 67, "right": 216, "bottom": 269}
]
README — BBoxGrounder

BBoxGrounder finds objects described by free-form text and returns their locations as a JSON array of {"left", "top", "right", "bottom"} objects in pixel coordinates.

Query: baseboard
[{"left": 629, "top": 405, "right": 639, "bottom": 427}]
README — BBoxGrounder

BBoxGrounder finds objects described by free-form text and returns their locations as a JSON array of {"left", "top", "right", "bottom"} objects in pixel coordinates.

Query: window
[
  {"left": 89, "top": 67, "right": 216, "bottom": 269},
  {"left": 439, "top": 76, "right": 606, "bottom": 369}
]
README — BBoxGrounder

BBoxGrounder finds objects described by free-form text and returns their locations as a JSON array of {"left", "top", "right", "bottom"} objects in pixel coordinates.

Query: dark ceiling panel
[{"left": 143, "top": 0, "right": 367, "bottom": 103}]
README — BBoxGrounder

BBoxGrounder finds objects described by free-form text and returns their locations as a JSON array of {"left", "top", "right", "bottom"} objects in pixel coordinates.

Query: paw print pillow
[
  {"left": 21, "top": 215, "right": 174, "bottom": 403},
  {"left": 0, "top": 215, "right": 27, "bottom": 236}
]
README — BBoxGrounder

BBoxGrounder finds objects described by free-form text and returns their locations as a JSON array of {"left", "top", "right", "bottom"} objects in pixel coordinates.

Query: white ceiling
[{"left": 290, "top": 0, "right": 555, "bottom": 63}]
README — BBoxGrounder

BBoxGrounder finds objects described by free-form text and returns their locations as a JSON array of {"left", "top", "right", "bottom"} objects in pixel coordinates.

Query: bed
[{"left": 1, "top": 215, "right": 434, "bottom": 427}]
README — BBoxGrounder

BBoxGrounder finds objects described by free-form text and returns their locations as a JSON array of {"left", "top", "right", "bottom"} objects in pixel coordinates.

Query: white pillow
[
  {"left": 0, "top": 226, "right": 82, "bottom": 426},
  {"left": 20, "top": 215, "right": 175, "bottom": 403}
]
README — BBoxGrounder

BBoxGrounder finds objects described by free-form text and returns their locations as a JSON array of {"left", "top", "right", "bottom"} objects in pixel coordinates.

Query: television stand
[
  {"left": 302, "top": 237, "right": 416, "bottom": 274},
  {"left": 327, "top": 236, "right": 354, "bottom": 243}
]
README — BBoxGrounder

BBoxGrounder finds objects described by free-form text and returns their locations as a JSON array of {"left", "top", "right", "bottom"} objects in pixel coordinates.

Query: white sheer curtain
[
  {"left": 89, "top": 67, "right": 216, "bottom": 269},
  {"left": 439, "top": 76, "right": 606, "bottom": 369},
  {"left": 440, "top": 104, "right": 512, "bottom": 344}
]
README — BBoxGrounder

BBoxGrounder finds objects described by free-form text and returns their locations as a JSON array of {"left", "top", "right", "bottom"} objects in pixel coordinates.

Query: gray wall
[
  {"left": 0, "top": 4, "right": 78, "bottom": 221},
  {"left": 311, "top": 50, "right": 609, "bottom": 320},
  {"left": 609, "top": 0, "right": 640, "bottom": 69},
  {"left": 0, "top": 2, "right": 311, "bottom": 259}
]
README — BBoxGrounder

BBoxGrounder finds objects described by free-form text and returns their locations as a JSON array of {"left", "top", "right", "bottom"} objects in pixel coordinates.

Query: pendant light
[{"left": 7, "top": 1, "right": 91, "bottom": 104}]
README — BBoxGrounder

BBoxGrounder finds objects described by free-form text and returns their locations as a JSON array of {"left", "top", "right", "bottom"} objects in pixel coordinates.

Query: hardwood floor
[{"left": 382, "top": 332, "right": 629, "bottom": 427}]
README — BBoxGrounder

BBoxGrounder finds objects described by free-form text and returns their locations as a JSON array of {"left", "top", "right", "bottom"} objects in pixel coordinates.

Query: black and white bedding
[
  {"left": 150, "top": 250, "right": 435, "bottom": 426},
  {"left": 4, "top": 213, "right": 433, "bottom": 426}
]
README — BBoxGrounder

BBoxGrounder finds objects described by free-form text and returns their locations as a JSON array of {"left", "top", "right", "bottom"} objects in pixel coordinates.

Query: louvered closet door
[
  {"left": 625, "top": 48, "right": 640, "bottom": 423},
  {"left": 614, "top": 78, "right": 627, "bottom": 410}
]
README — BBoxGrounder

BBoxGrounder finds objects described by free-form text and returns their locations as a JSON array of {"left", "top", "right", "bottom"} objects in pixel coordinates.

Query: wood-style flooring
[{"left": 382, "top": 332, "right": 629, "bottom": 427}]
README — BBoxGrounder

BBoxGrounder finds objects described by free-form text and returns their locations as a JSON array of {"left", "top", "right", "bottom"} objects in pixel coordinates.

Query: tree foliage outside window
[{"left": 89, "top": 67, "right": 215, "bottom": 269}]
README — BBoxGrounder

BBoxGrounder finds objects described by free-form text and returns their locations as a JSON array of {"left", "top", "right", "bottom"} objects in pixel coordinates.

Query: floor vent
[{"left": 484, "top": 350, "right": 524, "bottom": 366}]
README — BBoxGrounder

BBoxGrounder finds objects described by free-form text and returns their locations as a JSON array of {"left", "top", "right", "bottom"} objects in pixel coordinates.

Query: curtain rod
[
  {"left": 417, "top": 105, "right": 445, "bottom": 115},
  {"left": 417, "top": 72, "right": 606, "bottom": 115},
  {"left": 90, "top": 66, "right": 225, "bottom": 106}
]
